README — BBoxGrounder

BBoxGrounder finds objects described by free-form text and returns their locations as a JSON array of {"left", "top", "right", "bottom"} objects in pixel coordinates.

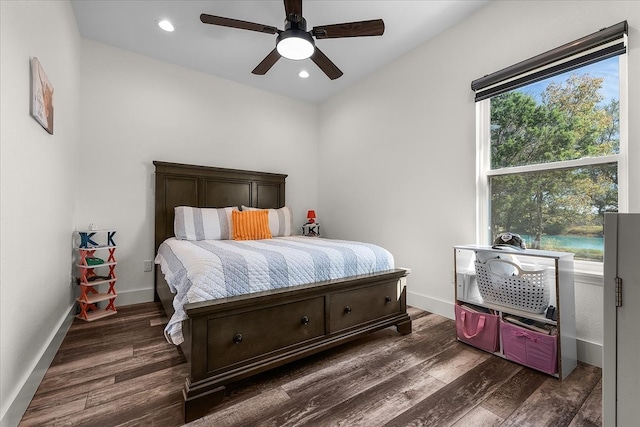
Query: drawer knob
[
  {"left": 385, "top": 296, "right": 392, "bottom": 303},
  {"left": 233, "top": 333, "right": 243, "bottom": 344},
  {"left": 344, "top": 306, "right": 352, "bottom": 314},
  {"left": 301, "top": 315, "right": 310, "bottom": 325}
]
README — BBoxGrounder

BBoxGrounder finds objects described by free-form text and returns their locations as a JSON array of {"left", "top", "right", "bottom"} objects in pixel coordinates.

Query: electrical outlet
[{"left": 143, "top": 260, "right": 153, "bottom": 272}]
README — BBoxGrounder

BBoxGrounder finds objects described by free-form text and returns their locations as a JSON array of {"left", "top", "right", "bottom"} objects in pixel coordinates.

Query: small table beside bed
[{"left": 153, "top": 161, "right": 412, "bottom": 422}]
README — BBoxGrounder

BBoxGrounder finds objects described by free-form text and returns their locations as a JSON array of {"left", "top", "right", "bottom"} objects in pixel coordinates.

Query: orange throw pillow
[{"left": 232, "top": 210, "right": 272, "bottom": 240}]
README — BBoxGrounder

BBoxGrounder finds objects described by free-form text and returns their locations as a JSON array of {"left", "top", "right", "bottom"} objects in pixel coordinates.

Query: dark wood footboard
[{"left": 156, "top": 267, "right": 411, "bottom": 422}]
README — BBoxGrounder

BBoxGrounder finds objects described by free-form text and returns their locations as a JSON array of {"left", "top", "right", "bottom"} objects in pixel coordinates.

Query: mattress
[{"left": 155, "top": 236, "right": 395, "bottom": 344}]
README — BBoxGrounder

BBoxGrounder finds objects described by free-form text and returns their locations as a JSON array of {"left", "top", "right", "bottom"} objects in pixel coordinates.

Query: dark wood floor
[{"left": 19, "top": 302, "right": 602, "bottom": 426}]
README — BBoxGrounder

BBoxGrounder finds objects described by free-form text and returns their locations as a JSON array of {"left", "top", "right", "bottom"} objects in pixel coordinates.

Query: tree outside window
[{"left": 487, "top": 57, "right": 620, "bottom": 261}]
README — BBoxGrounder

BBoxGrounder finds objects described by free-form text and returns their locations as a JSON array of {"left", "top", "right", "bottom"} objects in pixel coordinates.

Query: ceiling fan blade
[
  {"left": 252, "top": 49, "right": 282, "bottom": 75},
  {"left": 312, "top": 19, "right": 385, "bottom": 39},
  {"left": 310, "top": 48, "right": 343, "bottom": 80},
  {"left": 283, "top": 0, "right": 303, "bottom": 22},
  {"left": 200, "top": 14, "right": 278, "bottom": 35}
]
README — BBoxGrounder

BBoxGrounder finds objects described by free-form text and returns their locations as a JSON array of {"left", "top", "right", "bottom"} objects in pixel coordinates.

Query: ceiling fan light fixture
[
  {"left": 276, "top": 30, "right": 315, "bottom": 60},
  {"left": 199, "top": 4, "right": 385, "bottom": 79}
]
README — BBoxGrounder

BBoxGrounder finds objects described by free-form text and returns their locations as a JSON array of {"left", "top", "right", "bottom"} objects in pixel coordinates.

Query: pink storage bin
[
  {"left": 501, "top": 320, "right": 558, "bottom": 374},
  {"left": 455, "top": 305, "right": 499, "bottom": 353}
]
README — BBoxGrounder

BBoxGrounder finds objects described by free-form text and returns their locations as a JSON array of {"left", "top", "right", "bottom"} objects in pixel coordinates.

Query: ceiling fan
[{"left": 200, "top": 0, "right": 385, "bottom": 80}]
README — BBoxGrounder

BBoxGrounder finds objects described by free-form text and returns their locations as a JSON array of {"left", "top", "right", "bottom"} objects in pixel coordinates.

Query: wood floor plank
[
  {"left": 149, "top": 316, "right": 169, "bottom": 327},
  {"left": 407, "top": 306, "right": 432, "bottom": 320},
  {"left": 568, "top": 377, "right": 602, "bottom": 427},
  {"left": 501, "top": 362, "right": 602, "bottom": 427},
  {"left": 412, "top": 311, "right": 452, "bottom": 332},
  {"left": 132, "top": 335, "right": 176, "bottom": 355},
  {"left": 38, "top": 345, "right": 182, "bottom": 390},
  {"left": 480, "top": 364, "right": 548, "bottom": 419},
  {"left": 450, "top": 405, "right": 504, "bottom": 427},
  {"left": 45, "top": 346, "right": 134, "bottom": 376},
  {"left": 422, "top": 345, "right": 490, "bottom": 384},
  {"left": 189, "top": 388, "right": 292, "bottom": 427},
  {"left": 18, "top": 396, "right": 87, "bottom": 427},
  {"left": 119, "top": 402, "right": 184, "bottom": 427},
  {"left": 306, "top": 367, "right": 446, "bottom": 427},
  {"left": 255, "top": 325, "right": 461, "bottom": 426},
  {"left": 58, "top": 323, "right": 168, "bottom": 354},
  {"left": 279, "top": 319, "right": 456, "bottom": 398},
  {"left": 113, "top": 347, "right": 186, "bottom": 383},
  {"left": 246, "top": 335, "right": 467, "bottom": 427},
  {"left": 46, "top": 381, "right": 183, "bottom": 427},
  {"left": 85, "top": 363, "right": 189, "bottom": 408},
  {"left": 53, "top": 330, "right": 166, "bottom": 367},
  {"left": 22, "top": 375, "right": 113, "bottom": 414},
  {"left": 382, "top": 356, "right": 521, "bottom": 427}
]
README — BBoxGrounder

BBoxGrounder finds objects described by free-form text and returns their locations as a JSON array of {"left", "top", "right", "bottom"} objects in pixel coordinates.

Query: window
[{"left": 473, "top": 23, "right": 628, "bottom": 264}]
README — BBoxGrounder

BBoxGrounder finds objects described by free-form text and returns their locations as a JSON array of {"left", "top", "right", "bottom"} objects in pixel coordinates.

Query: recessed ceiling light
[
  {"left": 298, "top": 70, "right": 310, "bottom": 79},
  {"left": 158, "top": 20, "right": 174, "bottom": 32}
]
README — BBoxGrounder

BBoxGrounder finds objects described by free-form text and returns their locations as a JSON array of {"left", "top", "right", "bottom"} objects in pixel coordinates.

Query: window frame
[{"left": 475, "top": 48, "right": 628, "bottom": 277}]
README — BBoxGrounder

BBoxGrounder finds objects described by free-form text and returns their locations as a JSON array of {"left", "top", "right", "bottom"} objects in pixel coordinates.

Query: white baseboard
[
  {"left": 114, "top": 287, "right": 155, "bottom": 306},
  {"left": 407, "top": 291, "right": 602, "bottom": 368},
  {"left": 576, "top": 338, "right": 602, "bottom": 368},
  {"left": 1, "top": 305, "right": 75, "bottom": 427},
  {"left": 407, "top": 291, "right": 454, "bottom": 319}
]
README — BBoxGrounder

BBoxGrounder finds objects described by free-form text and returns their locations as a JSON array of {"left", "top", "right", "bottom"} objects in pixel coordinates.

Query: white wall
[
  {"left": 3, "top": 0, "right": 638, "bottom": 423},
  {"left": 318, "top": 0, "right": 640, "bottom": 366},
  {"left": 0, "top": 0, "right": 81, "bottom": 423},
  {"left": 77, "top": 39, "right": 319, "bottom": 304}
]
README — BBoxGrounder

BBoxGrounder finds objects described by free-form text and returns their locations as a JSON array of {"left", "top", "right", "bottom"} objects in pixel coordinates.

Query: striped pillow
[
  {"left": 232, "top": 210, "right": 272, "bottom": 240},
  {"left": 174, "top": 206, "right": 237, "bottom": 241},
  {"left": 241, "top": 206, "right": 294, "bottom": 237}
]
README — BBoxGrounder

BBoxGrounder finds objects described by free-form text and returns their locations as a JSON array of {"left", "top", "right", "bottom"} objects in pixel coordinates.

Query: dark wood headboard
[{"left": 154, "top": 161, "right": 287, "bottom": 251}]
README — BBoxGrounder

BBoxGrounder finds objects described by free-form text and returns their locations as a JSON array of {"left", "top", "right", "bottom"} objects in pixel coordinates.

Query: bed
[{"left": 153, "top": 161, "right": 411, "bottom": 422}]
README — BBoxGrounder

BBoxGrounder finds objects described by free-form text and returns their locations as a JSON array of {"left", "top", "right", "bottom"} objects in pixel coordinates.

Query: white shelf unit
[
  {"left": 74, "top": 230, "right": 118, "bottom": 321},
  {"left": 454, "top": 245, "right": 577, "bottom": 379}
]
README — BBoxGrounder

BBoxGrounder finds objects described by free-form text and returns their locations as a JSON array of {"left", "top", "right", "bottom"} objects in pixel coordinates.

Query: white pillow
[
  {"left": 241, "top": 206, "right": 293, "bottom": 237},
  {"left": 174, "top": 206, "right": 237, "bottom": 240}
]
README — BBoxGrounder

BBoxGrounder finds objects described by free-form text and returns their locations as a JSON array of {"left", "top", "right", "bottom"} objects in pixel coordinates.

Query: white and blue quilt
[{"left": 155, "top": 236, "right": 394, "bottom": 344}]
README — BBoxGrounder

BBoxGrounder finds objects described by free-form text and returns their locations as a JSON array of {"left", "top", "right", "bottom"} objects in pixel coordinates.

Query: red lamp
[{"left": 306, "top": 210, "right": 316, "bottom": 224}]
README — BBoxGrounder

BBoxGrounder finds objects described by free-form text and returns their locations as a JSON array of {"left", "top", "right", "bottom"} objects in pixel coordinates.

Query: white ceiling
[{"left": 70, "top": 0, "right": 489, "bottom": 104}]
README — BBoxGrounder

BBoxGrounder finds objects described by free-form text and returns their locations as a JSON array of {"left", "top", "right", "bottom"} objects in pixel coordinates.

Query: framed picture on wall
[{"left": 30, "top": 57, "right": 54, "bottom": 135}]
